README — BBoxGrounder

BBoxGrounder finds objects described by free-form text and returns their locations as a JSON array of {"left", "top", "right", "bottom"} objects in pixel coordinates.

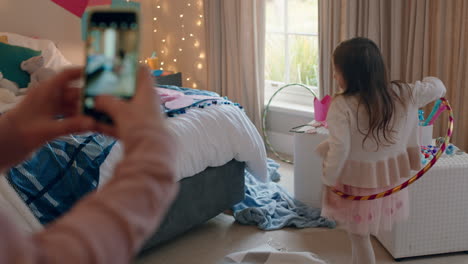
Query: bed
[{"left": 0, "top": 32, "right": 268, "bottom": 251}]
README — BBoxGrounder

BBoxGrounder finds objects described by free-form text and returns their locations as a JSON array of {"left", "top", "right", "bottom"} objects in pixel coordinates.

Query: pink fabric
[
  {"left": 51, "top": 0, "right": 89, "bottom": 17},
  {"left": 0, "top": 129, "right": 178, "bottom": 263},
  {"left": 160, "top": 94, "right": 183, "bottom": 104},
  {"left": 321, "top": 182, "right": 409, "bottom": 236},
  {"left": 156, "top": 87, "right": 184, "bottom": 97},
  {"left": 155, "top": 87, "right": 220, "bottom": 110}
]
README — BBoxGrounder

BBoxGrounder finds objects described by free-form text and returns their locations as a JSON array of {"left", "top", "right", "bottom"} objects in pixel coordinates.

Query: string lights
[{"left": 152, "top": 0, "right": 205, "bottom": 89}]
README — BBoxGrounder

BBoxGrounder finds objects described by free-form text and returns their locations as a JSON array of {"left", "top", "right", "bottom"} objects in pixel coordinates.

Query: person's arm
[
  {"left": 412, "top": 77, "right": 447, "bottom": 108},
  {"left": 0, "top": 67, "right": 179, "bottom": 263},
  {"left": 321, "top": 97, "right": 351, "bottom": 187},
  {"left": 0, "top": 130, "right": 178, "bottom": 263}
]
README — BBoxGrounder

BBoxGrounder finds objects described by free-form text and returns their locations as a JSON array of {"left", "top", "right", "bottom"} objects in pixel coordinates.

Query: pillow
[
  {"left": 0, "top": 32, "right": 72, "bottom": 71},
  {"left": 0, "top": 42, "right": 41, "bottom": 88},
  {"left": 0, "top": 36, "right": 8, "bottom": 44}
]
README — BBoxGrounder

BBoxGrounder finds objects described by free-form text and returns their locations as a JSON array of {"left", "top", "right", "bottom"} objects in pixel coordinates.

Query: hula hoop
[
  {"left": 262, "top": 84, "right": 318, "bottom": 164},
  {"left": 332, "top": 97, "right": 454, "bottom": 200}
]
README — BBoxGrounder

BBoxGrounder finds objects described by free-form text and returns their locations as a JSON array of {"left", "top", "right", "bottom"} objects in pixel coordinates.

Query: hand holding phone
[
  {"left": 83, "top": 9, "right": 140, "bottom": 124},
  {"left": 93, "top": 66, "right": 164, "bottom": 141}
]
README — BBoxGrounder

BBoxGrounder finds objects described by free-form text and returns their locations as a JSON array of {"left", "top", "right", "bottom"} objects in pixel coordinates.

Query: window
[{"left": 265, "top": 0, "right": 319, "bottom": 111}]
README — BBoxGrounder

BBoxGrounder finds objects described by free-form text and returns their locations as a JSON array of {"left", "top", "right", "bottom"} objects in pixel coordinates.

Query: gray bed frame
[{"left": 139, "top": 159, "right": 245, "bottom": 253}]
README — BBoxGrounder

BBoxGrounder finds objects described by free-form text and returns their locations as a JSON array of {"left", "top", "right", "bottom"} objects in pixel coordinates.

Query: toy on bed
[
  {"left": 21, "top": 55, "right": 56, "bottom": 90},
  {"left": 0, "top": 72, "right": 18, "bottom": 103}
]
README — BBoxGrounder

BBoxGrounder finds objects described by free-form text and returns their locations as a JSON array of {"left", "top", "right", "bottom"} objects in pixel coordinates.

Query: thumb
[{"left": 94, "top": 95, "right": 127, "bottom": 121}]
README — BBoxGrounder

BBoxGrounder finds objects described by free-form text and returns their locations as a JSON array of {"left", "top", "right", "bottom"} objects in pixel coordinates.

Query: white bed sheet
[{"left": 100, "top": 103, "right": 268, "bottom": 185}]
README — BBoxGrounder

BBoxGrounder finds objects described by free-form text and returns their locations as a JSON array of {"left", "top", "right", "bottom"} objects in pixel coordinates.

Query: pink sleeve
[{"left": 0, "top": 130, "right": 179, "bottom": 264}]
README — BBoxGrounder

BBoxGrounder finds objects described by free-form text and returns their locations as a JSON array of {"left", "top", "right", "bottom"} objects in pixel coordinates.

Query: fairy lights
[{"left": 152, "top": 1, "right": 205, "bottom": 88}]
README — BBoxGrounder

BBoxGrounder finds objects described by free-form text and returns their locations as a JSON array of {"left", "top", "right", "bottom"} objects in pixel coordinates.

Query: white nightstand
[{"left": 292, "top": 123, "right": 329, "bottom": 209}]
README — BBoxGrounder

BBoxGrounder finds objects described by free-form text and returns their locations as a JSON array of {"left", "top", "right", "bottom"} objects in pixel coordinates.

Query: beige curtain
[
  {"left": 319, "top": 0, "right": 468, "bottom": 151},
  {"left": 204, "top": 0, "right": 266, "bottom": 132}
]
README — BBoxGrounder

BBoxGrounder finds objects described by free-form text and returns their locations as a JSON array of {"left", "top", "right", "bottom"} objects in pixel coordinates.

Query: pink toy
[{"left": 314, "top": 95, "right": 332, "bottom": 122}]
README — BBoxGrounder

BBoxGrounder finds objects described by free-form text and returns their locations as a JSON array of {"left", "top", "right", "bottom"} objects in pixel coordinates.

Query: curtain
[
  {"left": 204, "top": 0, "right": 266, "bottom": 132},
  {"left": 319, "top": 0, "right": 468, "bottom": 151}
]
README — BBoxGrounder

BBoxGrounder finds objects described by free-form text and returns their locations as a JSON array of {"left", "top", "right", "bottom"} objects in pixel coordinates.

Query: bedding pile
[{"left": 233, "top": 159, "right": 336, "bottom": 230}]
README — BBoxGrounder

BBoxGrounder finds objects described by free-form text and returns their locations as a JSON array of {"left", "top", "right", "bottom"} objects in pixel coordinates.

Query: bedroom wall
[
  {"left": 0, "top": 0, "right": 154, "bottom": 65},
  {"left": 149, "top": 0, "right": 207, "bottom": 89},
  {"left": 0, "top": 0, "right": 84, "bottom": 64}
]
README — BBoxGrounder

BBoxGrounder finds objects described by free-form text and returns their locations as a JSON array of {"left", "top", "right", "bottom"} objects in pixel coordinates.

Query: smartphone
[{"left": 83, "top": 9, "right": 140, "bottom": 124}]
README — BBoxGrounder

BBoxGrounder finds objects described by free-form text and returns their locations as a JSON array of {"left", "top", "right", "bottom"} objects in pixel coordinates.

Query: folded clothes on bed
[
  {"left": 232, "top": 159, "right": 336, "bottom": 231},
  {"left": 7, "top": 133, "right": 116, "bottom": 225}
]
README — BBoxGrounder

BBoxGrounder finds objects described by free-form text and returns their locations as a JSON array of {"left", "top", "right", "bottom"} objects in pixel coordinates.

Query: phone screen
[{"left": 83, "top": 11, "right": 139, "bottom": 123}]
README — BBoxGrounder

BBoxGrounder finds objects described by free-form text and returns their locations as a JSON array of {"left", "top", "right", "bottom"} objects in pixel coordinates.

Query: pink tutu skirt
[{"left": 321, "top": 183, "right": 409, "bottom": 236}]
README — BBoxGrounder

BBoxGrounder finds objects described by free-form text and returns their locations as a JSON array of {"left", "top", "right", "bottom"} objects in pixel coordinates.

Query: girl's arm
[
  {"left": 321, "top": 97, "right": 351, "bottom": 187},
  {"left": 412, "top": 77, "right": 447, "bottom": 108}
]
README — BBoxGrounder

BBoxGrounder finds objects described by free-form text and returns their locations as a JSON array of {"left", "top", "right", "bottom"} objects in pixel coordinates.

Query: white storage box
[
  {"left": 376, "top": 151, "right": 468, "bottom": 259},
  {"left": 293, "top": 124, "right": 329, "bottom": 209}
]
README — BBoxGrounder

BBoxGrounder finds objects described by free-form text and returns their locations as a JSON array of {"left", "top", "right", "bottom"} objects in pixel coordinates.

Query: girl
[{"left": 316, "top": 37, "right": 446, "bottom": 264}]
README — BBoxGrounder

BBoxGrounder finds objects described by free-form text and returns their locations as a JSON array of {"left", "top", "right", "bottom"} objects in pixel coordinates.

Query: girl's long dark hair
[{"left": 333, "top": 37, "right": 409, "bottom": 148}]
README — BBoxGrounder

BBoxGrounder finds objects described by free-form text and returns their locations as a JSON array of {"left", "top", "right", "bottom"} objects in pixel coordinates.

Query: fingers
[
  {"left": 135, "top": 66, "right": 158, "bottom": 104},
  {"left": 60, "top": 86, "right": 82, "bottom": 116},
  {"left": 94, "top": 95, "right": 126, "bottom": 122},
  {"left": 44, "top": 68, "right": 84, "bottom": 93},
  {"left": 38, "top": 116, "right": 95, "bottom": 142},
  {"left": 63, "top": 86, "right": 81, "bottom": 103},
  {"left": 94, "top": 122, "right": 118, "bottom": 138}
]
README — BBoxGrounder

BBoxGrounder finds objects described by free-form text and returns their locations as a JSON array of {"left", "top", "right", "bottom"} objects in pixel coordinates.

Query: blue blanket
[
  {"left": 7, "top": 134, "right": 116, "bottom": 225},
  {"left": 232, "top": 159, "right": 336, "bottom": 231}
]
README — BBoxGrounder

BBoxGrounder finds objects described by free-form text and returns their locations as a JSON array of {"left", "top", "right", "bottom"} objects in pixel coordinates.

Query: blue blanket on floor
[
  {"left": 232, "top": 159, "right": 336, "bottom": 231},
  {"left": 7, "top": 134, "right": 116, "bottom": 225}
]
